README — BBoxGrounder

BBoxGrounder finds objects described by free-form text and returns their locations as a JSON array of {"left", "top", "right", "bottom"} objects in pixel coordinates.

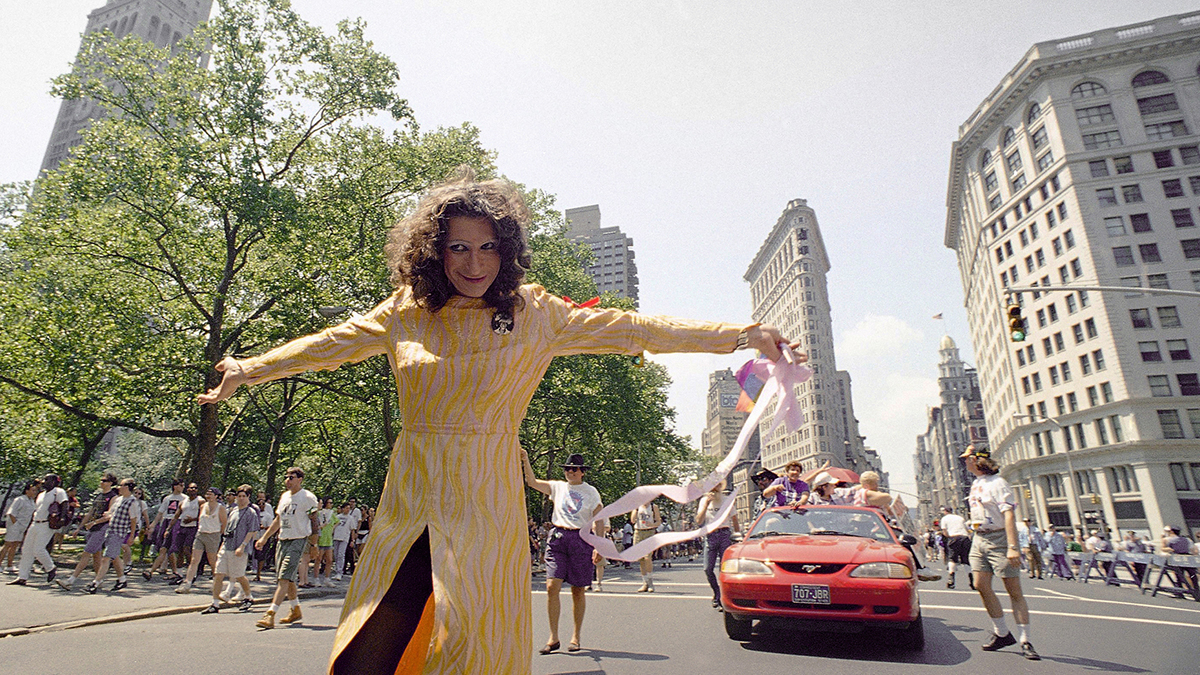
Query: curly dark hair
[{"left": 385, "top": 166, "right": 532, "bottom": 315}]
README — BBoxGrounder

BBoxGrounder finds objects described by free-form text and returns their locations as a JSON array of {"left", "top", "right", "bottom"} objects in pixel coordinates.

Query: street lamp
[{"left": 613, "top": 457, "right": 642, "bottom": 485}]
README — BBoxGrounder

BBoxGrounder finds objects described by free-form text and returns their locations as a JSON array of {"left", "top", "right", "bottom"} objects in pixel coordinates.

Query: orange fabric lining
[{"left": 394, "top": 593, "right": 435, "bottom": 675}]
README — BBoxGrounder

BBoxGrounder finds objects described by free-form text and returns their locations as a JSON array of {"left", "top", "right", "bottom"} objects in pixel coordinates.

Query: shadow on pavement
[
  {"left": 552, "top": 648, "right": 669, "bottom": 662},
  {"left": 1035, "top": 654, "right": 1152, "bottom": 673},
  {"left": 739, "top": 616, "right": 971, "bottom": 666}
]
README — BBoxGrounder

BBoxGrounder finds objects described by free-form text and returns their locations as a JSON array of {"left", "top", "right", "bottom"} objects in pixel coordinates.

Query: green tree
[{"left": 0, "top": 0, "right": 492, "bottom": 488}]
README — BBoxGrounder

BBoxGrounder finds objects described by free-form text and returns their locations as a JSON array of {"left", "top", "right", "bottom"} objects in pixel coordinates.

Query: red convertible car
[{"left": 718, "top": 504, "right": 924, "bottom": 649}]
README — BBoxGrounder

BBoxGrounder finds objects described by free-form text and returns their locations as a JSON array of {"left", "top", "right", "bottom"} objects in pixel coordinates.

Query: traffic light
[
  {"left": 1090, "top": 493, "right": 1100, "bottom": 504},
  {"left": 1007, "top": 304, "right": 1027, "bottom": 342},
  {"left": 1024, "top": 488, "right": 1032, "bottom": 500}
]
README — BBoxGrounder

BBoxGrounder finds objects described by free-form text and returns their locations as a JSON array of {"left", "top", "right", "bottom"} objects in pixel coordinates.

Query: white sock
[
  {"left": 268, "top": 603, "right": 279, "bottom": 613},
  {"left": 1018, "top": 624, "right": 1030, "bottom": 643},
  {"left": 289, "top": 598, "right": 299, "bottom": 609},
  {"left": 947, "top": 562, "right": 956, "bottom": 577},
  {"left": 991, "top": 616, "right": 1010, "bottom": 636}
]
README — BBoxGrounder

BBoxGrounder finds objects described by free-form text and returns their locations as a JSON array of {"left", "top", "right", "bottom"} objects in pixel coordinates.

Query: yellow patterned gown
[{"left": 238, "top": 284, "right": 744, "bottom": 674}]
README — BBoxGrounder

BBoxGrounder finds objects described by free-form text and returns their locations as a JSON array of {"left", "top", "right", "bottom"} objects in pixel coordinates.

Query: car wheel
[
  {"left": 724, "top": 611, "right": 753, "bottom": 641},
  {"left": 899, "top": 611, "right": 925, "bottom": 651}
]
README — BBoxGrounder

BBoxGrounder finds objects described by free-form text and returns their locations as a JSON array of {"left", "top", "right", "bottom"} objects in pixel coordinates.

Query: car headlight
[
  {"left": 848, "top": 562, "right": 913, "bottom": 579},
  {"left": 720, "top": 558, "right": 773, "bottom": 575}
]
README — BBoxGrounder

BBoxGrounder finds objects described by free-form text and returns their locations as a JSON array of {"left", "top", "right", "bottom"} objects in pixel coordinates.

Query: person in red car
[{"left": 961, "top": 445, "right": 1040, "bottom": 661}]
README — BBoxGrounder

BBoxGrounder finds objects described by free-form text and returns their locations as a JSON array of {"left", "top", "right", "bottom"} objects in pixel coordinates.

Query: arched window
[
  {"left": 1071, "top": 81, "right": 1106, "bottom": 99},
  {"left": 981, "top": 149, "right": 993, "bottom": 167},
  {"left": 1132, "top": 70, "right": 1169, "bottom": 88},
  {"left": 1027, "top": 102, "right": 1042, "bottom": 124},
  {"left": 1003, "top": 128, "right": 1016, "bottom": 147}
]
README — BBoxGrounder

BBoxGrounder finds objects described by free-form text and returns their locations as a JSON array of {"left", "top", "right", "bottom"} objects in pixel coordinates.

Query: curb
[{"left": 0, "top": 587, "right": 343, "bottom": 639}]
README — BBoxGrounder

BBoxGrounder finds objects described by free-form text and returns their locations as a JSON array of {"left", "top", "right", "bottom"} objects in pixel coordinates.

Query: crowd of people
[{"left": 3, "top": 469, "right": 376, "bottom": 627}]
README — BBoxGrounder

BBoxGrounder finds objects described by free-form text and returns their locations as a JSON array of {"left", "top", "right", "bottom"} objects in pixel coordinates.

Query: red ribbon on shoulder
[{"left": 563, "top": 296, "right": 600, "bottom": 309}]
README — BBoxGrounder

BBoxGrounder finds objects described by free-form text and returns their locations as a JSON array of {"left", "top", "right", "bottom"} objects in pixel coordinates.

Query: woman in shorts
[{"left": 176, "top": 487, "right": 227, "bottom": 593}]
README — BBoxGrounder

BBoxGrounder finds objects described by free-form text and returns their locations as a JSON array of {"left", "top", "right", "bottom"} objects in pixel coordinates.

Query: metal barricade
[
  {"left": 1103, "top": 552, "right": 1150, "bottom": 589},
  {"left": 1149, "top": 554, "right": 1200, "bottom": 602}
]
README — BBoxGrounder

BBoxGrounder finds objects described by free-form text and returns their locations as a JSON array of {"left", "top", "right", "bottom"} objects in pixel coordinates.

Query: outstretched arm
[{"left": 520, "top": 448, "right": 552, "bottom": 496}]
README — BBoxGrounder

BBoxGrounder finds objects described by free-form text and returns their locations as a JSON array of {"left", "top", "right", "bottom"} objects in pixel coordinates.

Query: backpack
[{"left": 47, "top": 496, "right": 65, "bottom": 530}]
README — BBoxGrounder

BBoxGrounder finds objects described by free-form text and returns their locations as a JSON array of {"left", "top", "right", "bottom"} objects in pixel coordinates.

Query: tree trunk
[{"left": 68, "top": 427, "right": 110, "bottom": 489}]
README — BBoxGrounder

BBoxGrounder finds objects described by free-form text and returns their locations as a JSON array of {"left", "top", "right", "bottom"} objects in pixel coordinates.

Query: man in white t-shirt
[
  {"left": 254, "top": 466, "right": 319, "bottom": 629},
  {"left": 331, "top": 502, "right": 354, "bottom": 582},
  {"left": 521, "top": 450, "right": 604, "bottom": 655},
  {"left": 9, "top": 474, "right": 68, "bottom": 586},
  {"left": 939, "top": 505, "right": 971, "bottom": 589},
  {"left": 343, "top": 498, "right": 362, "bottom": 575},
  {"left": 3, "top": 480, "right": 40, "bottom": 573},
  {"left": 143, "top": 480, "right": 187, "bottom": 581}
]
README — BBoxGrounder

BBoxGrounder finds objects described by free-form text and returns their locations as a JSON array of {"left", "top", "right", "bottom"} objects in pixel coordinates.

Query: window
[
  {"left": 1005, "top": 241, "right": 1014, "bottom": 257},
  {"left": 1047, "top": 209, "right": 1057, "bottom": 228},
  {"left": 1054, "top": 332, "right": 1066, "bottom": 352},
  {"left": 1033, "top": 433, "right": 1044, "bottom": 456},
  {"left": 1081, "top": 355, "right": 1093, "bottom": 376},
  {"left": 1190, "top": 409, "right": 1200, "bottom": 437},
  {"left": 1139, "top": 243, "right": 1162, "bottom": 263},
  {"left": 1087, "top": 385, "right": 1098, "bottom": 405},
  {"left": 1159, "top": 410, "right": 1185, "bottom": 439},
  {"left": 1012, "top": 174, "right": 1027, "bottom": 191},
  {"left": 1066, "top": 294, "right": 1077, "bottom": 314},
  {"left": 1038, "top": 400, "right": 1048, "bottom": 417},
  {"left": 1037, "top": 151, "right": 1054, "bottom": 172},
  {"left": 1154, "top": 149, "right": 1176, "bottom": 168},
  {"left": 1110, "top": 414, "right": 1123, "bottom": 442},
  {"left": 1022, "top": 376, "right": 1031, "bottom": 395},
  {"left": 1139, "top": 93, "right": 1180, "bottom": 115},
  {"left": 1028, "top": 104, "right": 1042, "bottom": 124},
  {"left": 1030, "top": 222, "right": 1039, "bottom": 239},
  {"left": 1113, "top": 246, "right": 1135, "bottom": 266},
  {"left": 1017, "top": 349, "right": 1026, "bottom": 366},
  {"left": 1096, "top": 420, "right": 1110, "bottom": 445},
  {"left": 1047, "top": 304, "right": 1059, "bottom": 323},
  {"left": 1097, "top": 188, "right": 1118, "bottom": 206},
  {"left": 1104, "top": 216, "right": 1126, "bottom": 235},
  {"left": 1132, "top": 70, "right": 1170, "bottom": 88},
  {"left": 1063, "top": 428, "right": 1074, "bottom": 452},
  {"left": 1167, "top": 339, "right": 1191, "bottom": 361},
  {"left": 1067, "top": 392, "right": 1079, "bottom": 411},
  {"left": 1070, "top": 259, "right": 1083, "bottom": 278},
  {"left": 1170, "top": 463, "right": 1190, "bottom": 490},
  {"left": 1036, "top": 249, "right": 1045, "bottom": 267},
  {"left": 1180, "top": 374, "right": 1200, "bottom": 396},
  {"left": 1114, "top": 155, "right": 1134, "bottom": 174},
  {"left": 1027, "top": 345, "right": 1036, "bottom": 363},
  {"left": 1121, "top": 276, "right": 1142, "bottom": 295},
  {"left": 1025, "top": 255, "right": 1035, "bottom": 274},
  {"left": 1122, "top": 184, "right": 1144, "bottom": 202},
  {"left": 1148, "top": 273, "right": 1169, "bottom": 289},
  {"left": 1130, "top": 309, "right": 1152, "bottom": 329},
  {"left": 1003, "top": 128, "right": 1016, "bottom": 147},
  {"left": 1089, "top": 160, "right": 1109, "bottom": 178},
  {"left": 1082, "top": 130, "right": 1122, "bottom": 150},
  {"left": 1053, "top": 238, "right": 1064, "bottom": 256},
  {"left": 1055, "top": 395, "right": 1066, "bottom": 415},
  {"left": 1139, "top": 341, "right": 1163, "bottom": 362},
  {"left": 981, "top": 149, "right": 994, "bottom": 167},
  {"left": 1131, "top": 213, "right": 1152, "bottom": 232},
  {"left": 1007, "top": 152, "right": 1023, "bottom": 173},
  {"left": 1032, "top": 373, "right": 1043, "bottom": 391},
  {"left": 1172, "top": 209, "right": 1196, "bottom": 228},
  {"left": 1158, "top": 306, "right": 1182, "bottom": 328},
  {"left": 1192, "top": 176, "right": 1200, "bottom": 195},
  {"left": 1095, "top": 350, "right": 1106, "bottom": 371},
  {"left": 1057, "top": 202, "right": 1068, "bottom": 221},
  {"left": 1036, "top": 308, "right": 1047, "bottom": 328},
  {"left": 1072, "top": 81, "right": 1107, "bottom": 98},
  {"left": 1194, "top": 270, "right": 1200, "bottom": 291},
  {"left": 988, "top": 194, "right": 1002, "bottom": 212},
  {"left": 1064, "top": 230, "right": 1075, "bottom": 249},
  {"left": 1149, "top": 375, "right": 1173, "bottom": 397},
  {"left": 1076, "top": 104, "right": 1115, "bottom": 125},
  {"left": 1085, "top": 319, "right": 1098, "bottom": 338},
  {"left": 1182, "top": 146, "right": 1200, "bottom": 165},
  {"left": 1042, "top": 336, "right": 1053, "bottom": 356},
  {"left": 1075, "top": 423, "right": 1088, "bottom": 449},
  {"left": 985, "top": 171, "right": 998, "bottom": 193},
  {"left": 1049, "top": 365, "right": 1060, "bottom": 385},
  {"left": 1184, "top": 239, "right": 1200, "bottom": 259},
  {"left": 1163, "top": 178, "right": 1185, "bottom": 198},
  {"left": 1147, "top": 120, "right": 1190, "bottom": 140},
  {"left": 1062, "top": 362, "right": 1072, "bottom": 382},
  {"left": 1059, "top": 265, "right": 1069, "bottom": 283}
]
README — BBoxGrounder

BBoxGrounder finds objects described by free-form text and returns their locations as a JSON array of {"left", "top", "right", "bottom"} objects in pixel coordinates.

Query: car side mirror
[{"left": 899, "top": 534, "right": 918, "bottom": 546}]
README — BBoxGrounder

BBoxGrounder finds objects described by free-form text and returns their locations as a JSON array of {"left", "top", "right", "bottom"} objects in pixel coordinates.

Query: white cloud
[
  {"left": 851, "top": 372, "right": 939, "bottom": 497},
  {"left": 835, "top": 314, "right": 923, "bottom": 366}
]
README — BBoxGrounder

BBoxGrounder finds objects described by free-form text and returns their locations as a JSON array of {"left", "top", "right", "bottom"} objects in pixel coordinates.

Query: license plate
[{"left": 791, "top": 584, "right": 830, "bottom": 604}]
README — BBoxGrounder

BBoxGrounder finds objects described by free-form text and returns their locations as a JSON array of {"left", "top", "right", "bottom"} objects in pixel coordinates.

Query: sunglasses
[{"left": 564, "top": 467, "right": 583, "bottom": 473}]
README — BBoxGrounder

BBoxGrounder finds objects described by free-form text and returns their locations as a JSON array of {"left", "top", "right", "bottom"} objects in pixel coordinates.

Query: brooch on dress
[{"left": 492, "top": 310, "right": 514, "bottom": 335}]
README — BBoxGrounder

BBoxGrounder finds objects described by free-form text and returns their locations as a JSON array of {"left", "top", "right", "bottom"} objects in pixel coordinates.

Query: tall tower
[
  {"left": 40, "top": 0, "right": 214, "bottom": 175},
  {"left": 744, "top": 199, "right": 871, "bottom": 475},
  {"left": 945, "top": 10, "right": 1200, "bottom": 537},
  {"left": 704, "top": 368, "right": 762, "bottom": 527},
  {"left": 916, "top": 335, "right": 985, "bottom": 516},
  {"left": 563, "top": 205, "right": 640, "bottom": 307}
]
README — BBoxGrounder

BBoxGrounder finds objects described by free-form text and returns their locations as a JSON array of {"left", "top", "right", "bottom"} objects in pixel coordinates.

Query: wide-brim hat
[
  {"left": 959, "top": 444, "right": 990, "bottom": 459},
  {"left": 751, "top": 468, "right": 778, "bottom": 482},
  {"left": 560, "top": 453, "right": 589, "bottom": 470},
  {"left": 810, "top": 472, "right": 837, "bottom": 489}
]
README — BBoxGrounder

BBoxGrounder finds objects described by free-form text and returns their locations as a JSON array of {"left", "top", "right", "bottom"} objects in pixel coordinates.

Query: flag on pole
[{"left": 932, "top": 313, "right": 943, "bottom": 320}]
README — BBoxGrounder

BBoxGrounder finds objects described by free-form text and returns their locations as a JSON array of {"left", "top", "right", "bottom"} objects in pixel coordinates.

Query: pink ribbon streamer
[{"left": 581, "top": 346, "right": 811, "bottom": 561}]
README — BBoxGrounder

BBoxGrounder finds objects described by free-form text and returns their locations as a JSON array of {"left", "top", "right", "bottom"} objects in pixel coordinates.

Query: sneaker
[
  {"left": 112, "top": 579, "right": 127, "bottom": 592},
  {"left": 4, "top": 566, "right": 17, "bottom": 574},
  {"left": 142, "top": 571, "right": 152, "bottom": 582},
  {"left": 218, "top": 590, "right": 232, "bottom": 603},
  {"left": 279, "top": 606, "right": 302, "bottom": 625},
  {"left": 1021, "top": 641, "right": 1041, "bottom": 660},
  {"left": 174, "top": 582, "right": 191, "bottom": 594},
  {"left": 636, "top": 582, "right": 650, "bottom": 593},
  {"left": 946, "top": 580, "right": 955, "bottom": 589},
  {"left": 981, "top": 632, "right": 1017, "bottom": 651},
  {"left": 46, "top": 568, "right": 57, "bottom": 584},
  {"left": 238, "top": 598, "right": 254, "bottom": 612},
  {"left": 200, "top": 605, "right": 219, "bottom": 615},
  {"left": 56, "top": 577, "right": 74, "bottom": 590},
  {"left": 85, "top": 581, "right": 98, "bottom": 594},
  {"left": 7, "top": 578, "right": 27, "bottom": 586},
  {"left": 917, "top": 573, "right": 942, "bottom": 582},
  {"left": 255, "top": 610, "right": 275, "bottom": 629}
]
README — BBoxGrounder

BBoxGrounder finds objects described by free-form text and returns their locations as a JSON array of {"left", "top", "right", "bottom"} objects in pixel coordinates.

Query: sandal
[
  {"left": 568, "top": 641, "right": 581, "bottom": 652},
  {"left": 538, "top": 641, "right": 560, "bottom": 655}
]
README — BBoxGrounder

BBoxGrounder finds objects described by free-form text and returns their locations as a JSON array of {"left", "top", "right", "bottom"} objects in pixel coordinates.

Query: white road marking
[
  {"left": 922, "top": 604, "right": 1200, "bottom": 629},
  {"left": 922, "top": 587, "right": 1200, "bottom": 615}
]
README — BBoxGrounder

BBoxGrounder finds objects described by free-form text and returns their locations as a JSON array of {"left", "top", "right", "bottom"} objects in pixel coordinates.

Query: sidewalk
[{"left": 1, "top": 564, "right": 347, "bottom": 637}]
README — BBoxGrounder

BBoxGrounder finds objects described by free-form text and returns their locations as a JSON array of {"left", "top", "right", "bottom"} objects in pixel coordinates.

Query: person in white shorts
[
  {"left": 202, "top": 484, "right": 260, "bottom": 614},
  {"left": 331, "top": 502, "right": 353, "bottom": 581},
  {"left": 3, "top": 480, "right": 39, "bottom": 573}
]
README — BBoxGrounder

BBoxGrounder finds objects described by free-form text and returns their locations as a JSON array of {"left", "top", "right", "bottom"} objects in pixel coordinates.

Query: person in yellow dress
[{"left": 197, "top": 167, "right": 795, "bottom": 674}]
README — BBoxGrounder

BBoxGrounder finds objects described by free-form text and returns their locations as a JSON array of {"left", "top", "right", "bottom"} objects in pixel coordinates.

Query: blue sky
[{"left": 3, "top": 1, "right": 1196, "bottom": 496}]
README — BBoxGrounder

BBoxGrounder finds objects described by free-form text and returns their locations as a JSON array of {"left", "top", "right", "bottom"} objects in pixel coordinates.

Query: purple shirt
[{"left": 769, "top": 477, "right": 809, "bottom": 506}]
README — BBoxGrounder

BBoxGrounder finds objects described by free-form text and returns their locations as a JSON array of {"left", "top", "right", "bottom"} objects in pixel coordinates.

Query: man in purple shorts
[
  {"left": 520, "top": 450, "right": 605, "bottom": 655},
  {"left": 169, "top": 483, "right": 202, "bottom": 576},
  {"left": 58, "top": 473, "right": 117, "bottom": 590},
  {"left": 86, "top": 478, "right": 143, "bottom": 593},
  {"left": 144, "top": 479, "right": 186, "bottom": 581}
]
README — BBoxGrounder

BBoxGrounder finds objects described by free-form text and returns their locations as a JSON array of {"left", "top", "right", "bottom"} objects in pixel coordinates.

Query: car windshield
[{"left": 747, "top": 507, "right": 895, "bottom": 543}]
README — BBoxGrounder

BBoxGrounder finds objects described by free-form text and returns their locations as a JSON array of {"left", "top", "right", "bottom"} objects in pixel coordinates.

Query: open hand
[
  {"left": 197, "top": 356, "right": 248, "bottom": 405},
  {"left": 746, "top": 324, "right": 805, "bottom": 363}
]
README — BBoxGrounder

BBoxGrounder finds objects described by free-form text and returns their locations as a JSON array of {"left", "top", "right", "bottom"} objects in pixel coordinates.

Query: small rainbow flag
[{"left": 734, "top": 358, "right": 770, "bottom": 413}]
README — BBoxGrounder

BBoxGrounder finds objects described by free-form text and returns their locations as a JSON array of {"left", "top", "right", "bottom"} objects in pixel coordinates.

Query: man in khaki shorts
[
  {"left": 202, "top": 485, "right": 260, "bottom": 614},
  {"left": 254, "top": 467, "right": 319, "bottom": 629}
]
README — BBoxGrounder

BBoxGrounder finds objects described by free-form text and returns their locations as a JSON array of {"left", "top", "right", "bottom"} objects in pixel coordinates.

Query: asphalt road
[{"left": 3, "top": 558, "right": 1198, "bottom": 674}]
